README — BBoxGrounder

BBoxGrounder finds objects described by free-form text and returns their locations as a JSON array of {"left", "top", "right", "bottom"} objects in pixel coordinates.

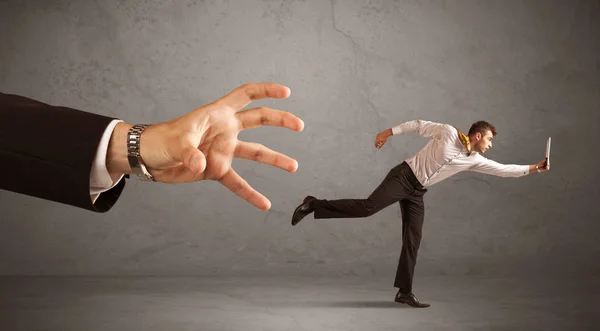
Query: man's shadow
[{"left": 267, "top": 301, "right": 413, "bottom": 308}]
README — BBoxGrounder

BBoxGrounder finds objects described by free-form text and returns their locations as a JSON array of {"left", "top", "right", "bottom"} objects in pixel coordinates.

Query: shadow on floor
[{"left": 261, "top": 300, "right": 414, "bottom": 308}]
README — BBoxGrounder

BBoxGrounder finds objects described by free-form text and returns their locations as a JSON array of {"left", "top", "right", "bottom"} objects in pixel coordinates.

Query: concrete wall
[{"left": 1, "top": 0, "right": 598, "bottom": 277}]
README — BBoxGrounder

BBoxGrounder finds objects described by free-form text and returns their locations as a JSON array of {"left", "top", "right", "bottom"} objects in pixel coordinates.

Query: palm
[
  {"left": 197, "top": 117, "right": 238, "bottom": 181},
  {"left": 153, "top": 133, "right": 230, "bottom": 184}
]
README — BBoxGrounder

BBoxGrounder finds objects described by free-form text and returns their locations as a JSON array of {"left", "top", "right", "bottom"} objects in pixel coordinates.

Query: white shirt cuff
[{"left": 90, "top": 119, "right": 125, "bottom": 204}]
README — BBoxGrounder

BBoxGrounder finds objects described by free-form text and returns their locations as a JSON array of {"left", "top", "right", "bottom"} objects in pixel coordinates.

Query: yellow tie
[{"left": 454, "top": 126, "right": 471, "bottom": 155}]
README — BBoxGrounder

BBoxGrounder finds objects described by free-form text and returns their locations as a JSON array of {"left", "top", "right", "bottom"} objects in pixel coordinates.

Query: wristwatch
[{"left": 127, "top": 124, "right": 155, "bottom": 182}]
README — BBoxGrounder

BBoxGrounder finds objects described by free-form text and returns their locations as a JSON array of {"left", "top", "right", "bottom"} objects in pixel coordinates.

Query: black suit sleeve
[{"left": 0, "top": 92, "right": 127, "bottom": 212}]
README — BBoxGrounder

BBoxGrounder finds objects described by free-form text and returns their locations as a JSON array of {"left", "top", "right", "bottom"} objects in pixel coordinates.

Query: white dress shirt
[
  {"left": 391, "top": 120, "right": 530, "bottom": 188},
  {"left": 89, "top": 119, "right": 124, "bottom": 203}
]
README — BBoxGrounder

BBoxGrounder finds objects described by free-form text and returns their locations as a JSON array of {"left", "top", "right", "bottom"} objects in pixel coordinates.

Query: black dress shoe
[
  {"left": 291, "top": 196, "right": 316, "bottom": 226},
  {"left": 394, "top": 291, "right": 430, "bottom": 308}
]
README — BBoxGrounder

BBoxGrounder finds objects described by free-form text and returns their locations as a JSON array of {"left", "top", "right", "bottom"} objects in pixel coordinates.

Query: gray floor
[{"left": 1, "top": 275, "right": 597, "bottom": 331}]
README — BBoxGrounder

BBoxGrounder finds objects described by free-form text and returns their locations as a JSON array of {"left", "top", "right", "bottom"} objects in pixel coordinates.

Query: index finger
[{"left": 217, "top": 83, "right": 291, "bottom": 111}]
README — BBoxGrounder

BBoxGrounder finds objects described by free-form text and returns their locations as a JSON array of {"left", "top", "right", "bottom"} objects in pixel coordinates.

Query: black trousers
[{"left": 313, "top": 161, "right": 427, "bottom": 294}]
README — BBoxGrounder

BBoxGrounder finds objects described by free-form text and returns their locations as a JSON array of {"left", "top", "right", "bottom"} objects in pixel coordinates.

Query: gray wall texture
[{"left": 0, "top": 0, "right": 598, "bottom": 277}]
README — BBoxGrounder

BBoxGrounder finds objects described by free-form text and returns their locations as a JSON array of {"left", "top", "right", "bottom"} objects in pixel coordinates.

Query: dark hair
[{"left": 468, "top": 120, "right": 497, "bottom": 137}]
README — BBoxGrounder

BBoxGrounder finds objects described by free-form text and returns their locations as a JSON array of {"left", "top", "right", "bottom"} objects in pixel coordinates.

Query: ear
[{"left": 475, "top": 132, "right": 481, "bottom": 140}]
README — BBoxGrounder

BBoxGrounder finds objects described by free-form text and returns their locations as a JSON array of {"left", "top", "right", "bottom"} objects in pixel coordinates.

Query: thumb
[{"left": 181, "top": 147, "right": 207, "bottom": 173}]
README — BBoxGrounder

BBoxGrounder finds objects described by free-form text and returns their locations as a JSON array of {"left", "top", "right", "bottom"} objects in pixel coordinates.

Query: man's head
[{"left": 468, "top": 121, "right": 496, "bottom": 153}]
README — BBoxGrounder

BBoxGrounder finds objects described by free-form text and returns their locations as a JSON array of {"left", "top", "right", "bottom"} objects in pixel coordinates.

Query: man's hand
[
  {"left": 374, "top": 129, "right": 392, "bottom": 149},
  {"left": 107, "top": 82, "right": 304, "bottom": 211},
  {"left": 537, "top": 158, "right": 550, "bottom": 172}
]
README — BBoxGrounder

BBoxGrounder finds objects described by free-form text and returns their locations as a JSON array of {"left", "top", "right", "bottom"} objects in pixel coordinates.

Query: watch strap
[{"left": 127, "top": 124, "right": 155, "bottom": 181}]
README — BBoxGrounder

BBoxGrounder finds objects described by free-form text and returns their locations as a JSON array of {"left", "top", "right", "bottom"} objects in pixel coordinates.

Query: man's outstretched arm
[
  {"left": 1, "top": 82, "right": 305, "bottom": 213},
  {"left": 375, "top": 120, "right": 451, "bottom": 149},
  {"left": 470, "top": 157, "right": 549, "bottom": 177}
]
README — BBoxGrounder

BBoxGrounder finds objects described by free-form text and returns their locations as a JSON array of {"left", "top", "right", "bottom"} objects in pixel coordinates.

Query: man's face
[{"left": 474, "top": 130, "right": 493, "bottom": 153}]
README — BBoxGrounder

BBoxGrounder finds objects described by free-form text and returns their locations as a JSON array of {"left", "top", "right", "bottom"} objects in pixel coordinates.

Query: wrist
[{"left": 106, "top": 122, "right": 134, "bottom": 175}]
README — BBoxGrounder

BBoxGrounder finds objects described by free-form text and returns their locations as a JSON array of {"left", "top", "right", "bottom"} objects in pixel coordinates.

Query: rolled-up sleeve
[
  {"left": 391, "top": 120, "right": 452, "bottom": 140},
  {"left": 470, "top": 157, "right": 530, "bottom": 177}
]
